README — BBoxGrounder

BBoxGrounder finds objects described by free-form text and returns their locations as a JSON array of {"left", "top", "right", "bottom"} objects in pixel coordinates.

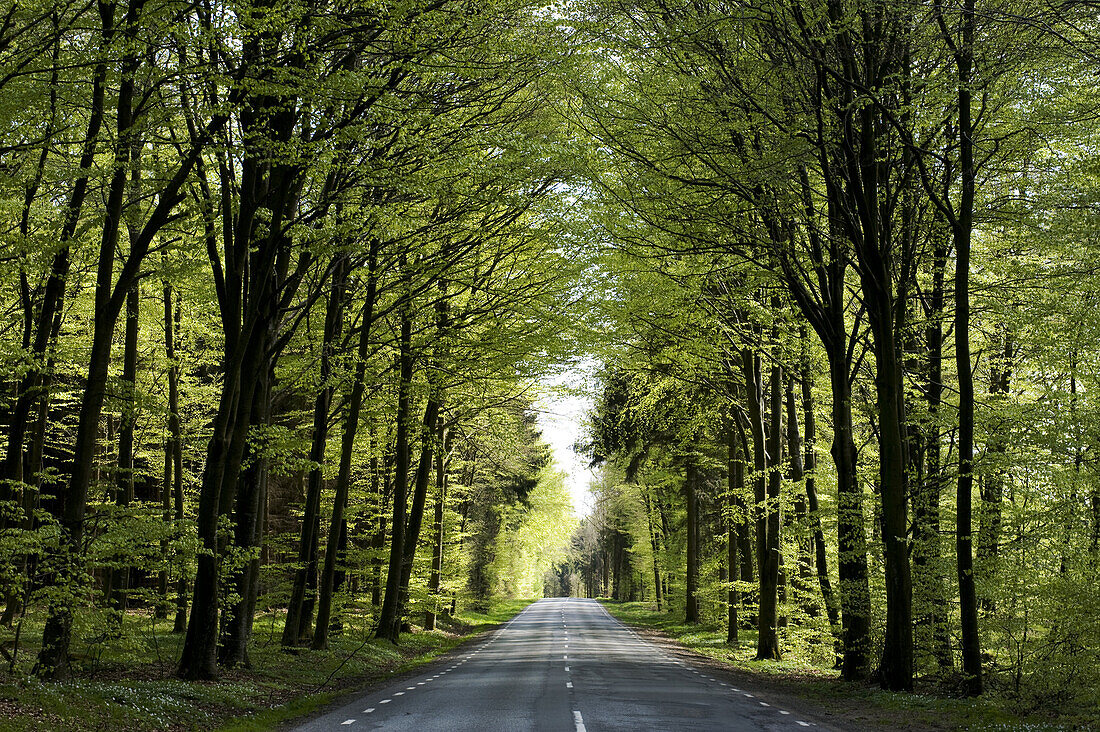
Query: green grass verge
[
  {"left": 599, "top": 601, "right": 1092, "bottom": 732},
  {"left": 0, "top": 599, "right": 534, "bottom": 732}
]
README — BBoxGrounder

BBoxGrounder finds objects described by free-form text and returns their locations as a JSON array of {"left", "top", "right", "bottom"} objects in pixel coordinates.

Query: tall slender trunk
[
  {"left": 785, "top": 375, "right": 814, "bottom": 616},
  {"left": 36, "top": 0, "right": 145, "bottom": 677},
  {"left": 390, "top": 399, "right": 441, "bottom": 637},
  {"left": 376, "top": 277, "right": 414, "bottom": 643},
  {"left": 756, "top": 353, "right": 782, "bottom": 660},
  {"left": 684, "top": 462, "right": 699, "bottom": 624},
  {"left": 283, "top": 260, "right": 347, "bottom": 647},
  {"left": 727, "top": 421, "right": 745, "bottom": 644},
  {"left": 219, "top": 361, "right": 272, "bottom": 668},
  {"left": 425, "top": 420, "right": 449, "bottom": 631},
  {"left": 798, "top": 357, "right": 841, "bottom": 654},
  {"left": 314, "top": 249, "right": 379, "bottom": 648},
  {"left": 952, "top": 0, "right": 982, "bottom": 697},
  {"left": 110, "top": 284, "right": 140, "bottom": 615},
  {"left": 641, "top": 487, "right": 663, "bottom": 611}
]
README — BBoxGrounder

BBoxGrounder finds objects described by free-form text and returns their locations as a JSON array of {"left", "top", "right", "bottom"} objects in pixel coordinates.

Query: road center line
[{"left": 573, "top": 710, "right": 587, "bottom": 732}]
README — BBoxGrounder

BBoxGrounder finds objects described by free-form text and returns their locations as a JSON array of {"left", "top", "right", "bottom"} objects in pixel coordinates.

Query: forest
[{"left": 0, "top": 0, "right": 1098, "bottom": 728}]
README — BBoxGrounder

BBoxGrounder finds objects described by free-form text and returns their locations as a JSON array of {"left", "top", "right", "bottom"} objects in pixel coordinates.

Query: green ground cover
[
  {"left": 599, "top": 601, "right": 1092, "bottom": 732},
  {"left": 0, "top": 599, "right": 533, "bottom": 731}
]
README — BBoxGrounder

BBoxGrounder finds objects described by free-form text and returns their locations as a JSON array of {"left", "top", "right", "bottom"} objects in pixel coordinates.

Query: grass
[
  {"left": 599, "top": 601, "right": 1096, "bottom": 732},
  {"left": 0, "top": 598, "right": 534, "bottom": 731}
]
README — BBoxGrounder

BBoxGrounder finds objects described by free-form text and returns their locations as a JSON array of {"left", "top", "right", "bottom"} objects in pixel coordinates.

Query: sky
[{"left": 535, "top": 365, "right": 597, "bottom": 516}]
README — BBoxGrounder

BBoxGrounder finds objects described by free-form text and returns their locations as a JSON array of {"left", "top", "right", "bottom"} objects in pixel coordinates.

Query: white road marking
[
  {"left": 797, "top": 722, "right": 811, "bottom": 727},
  {"left": 566, "top": 681, "right": 573, "bottom": 689},
  {"left": 341, "top": 720, "right": 355, "bottom": 725},
  {"left": 759, "top": 701, "right": 770, "bottom": 707},
  {"left": 744, "top": 693, "right": 754, "bottom": 698},
  {"left": 779, "top": 710, "right": 790, "bottom": 715},
  {"left": 393, "top": 692, "right": 404, "bottom": 696},
  {"left": 564, "top": 666, "right": 570, "bottom": 672},
  {"left": 407, "top": 686, "right": 416, "bottom": 690},
  {"left": 573, "top": 710, "right": 587, "bottom": 732},
  {"left": 363, "top": 708, "right": 374, "bottom": 713},
  {"left": 379, "top": 699, "right": 391, "bottom": 704}
]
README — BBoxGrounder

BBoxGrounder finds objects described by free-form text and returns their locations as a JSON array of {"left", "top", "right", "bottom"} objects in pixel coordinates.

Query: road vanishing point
[{"left": 293, "top": 598, "right": 821, "bottom": 731}]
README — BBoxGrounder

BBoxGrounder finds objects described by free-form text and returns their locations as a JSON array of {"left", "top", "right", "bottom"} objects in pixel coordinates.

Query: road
[{"left": 292, "top": 597, "right": 820, "bottom": 731}]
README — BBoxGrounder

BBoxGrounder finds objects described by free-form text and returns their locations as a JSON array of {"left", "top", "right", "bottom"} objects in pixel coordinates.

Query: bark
[
  {"left": 219, "top": 364, "right": 272, "bottom": 668},
  {"left": 314, "top": 249, "right": 378, "bottom": 648},
  {"left": 727, "top": 422, "right": 745, "bottom": 644},
  {"left": 110, "top": 284, "right": 140, "bottom": 614},
  {"left": 684, "top": 462, "right": 699, "bottom": 624},
  {"left": 163, "top": 282, "right": 186, "bottom": 629},
  {"left": 37, "top": 0, "right": 145, "bottom": 677},
  {"left": 785, "top": 376, "right": 815, "bottom": 617},
  {"left": 950, "top": 0, "right": 983, "bottom": 696},
  {"left": 912, "top": 234, "right": 953, "bottom": 670},
  {"left": 283, "top": 259, "right": 347, "bottom": 647},
  {"left": 389, "top": 399, "right": 441, "bottom": 637},
  {"left": 977, "top": 329, "right": 1011, "bottom": 608},
  {"left": 375, "top": 283, "right": 414, "bottom": 643},
  {"left": 641, "top": 487, "right": 663, "bottom": 611},
  {"left": 756, "top": 354, "right": 782, "bottom": 661},
  {"left": 425, "top": 421, "right": 449, "bottom": 631},
  {"left": 798, "top": 359, "right": 842, "bottom": 655}
]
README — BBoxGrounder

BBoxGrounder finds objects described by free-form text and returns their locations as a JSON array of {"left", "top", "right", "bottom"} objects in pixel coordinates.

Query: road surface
[{"left": 293, "top": 598, "right": 819, "bottom": 731}]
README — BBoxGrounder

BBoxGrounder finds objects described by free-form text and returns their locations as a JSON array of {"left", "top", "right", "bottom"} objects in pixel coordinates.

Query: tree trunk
[
  {"left": 376, "top": 280, "right": 414, "bottom": 643},
  {"left": 283, "top": 260, "right": 347, "bottom": 647},
  {"left": 314, "top": 250, "right": 378, "bottom": 648},
  {"left": 684, "top": 462, "right": 699, "bottom": 624},
  {"left": 756, "top": 354, "right": 782, "bottom": 661},
  {"left": 110, "top": 284, "right": 140, "bottom": 615},
  {"left": 219, "top": 363, "right": 272, "bottom": 668},
  {"left": 952, "top": 0, "right": 983, "bottom": 696},
  {"left": 37, "top": 1, "right": 144, "bottom": 676},
  {"left": 425, "top": 420, "right": 449, "bottom": 631}
]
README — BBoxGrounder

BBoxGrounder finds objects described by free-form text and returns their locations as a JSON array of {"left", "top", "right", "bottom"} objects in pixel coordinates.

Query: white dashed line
[
  {"left": 759, "top": 701, "right": 770, "bottom": 707},
  {"left": 341, "top": 720, "right": 355, "bottom": 726},
  {"left": 797, "top": 722, "right": 811, "bottom": 727},
  {"left": 573, "top": 710, "right": 587, "bottom": 732},
  {"left": 564, "top": 666, "right": 570, "bottom": 672},
  {"left": 379, "top": 699, "right": 391, "bottom": 704},
  {"left": 779, "top": 710, "right": 790, "bottom": 715},
  {"left": 393, "top": 692, "right": 404, "bottom": 696},
  {"left": 566, "top": 681, "right": 573, "bottom": 689}
]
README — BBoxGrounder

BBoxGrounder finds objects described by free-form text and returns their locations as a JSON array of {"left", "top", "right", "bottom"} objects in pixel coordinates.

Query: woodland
[{"left": 0, "top": 0, "right": 1099, "bottom": 727}]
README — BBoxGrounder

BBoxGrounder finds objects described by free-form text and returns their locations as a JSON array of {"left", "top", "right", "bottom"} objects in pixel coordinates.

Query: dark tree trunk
[
  {"left": 684, "top": 463, "right": 699, "bottom": 624},
  {"left": 376, "top": 282, "right": 414, "bottom": 643},
  {"left": 756, "top": 354, "right": 782, "bottom": 661},
  {"left": 641, "top": 487, "right": 663, "bottom": 611},
  {"left": 314, "top": 250, "right": 378, "bottom": 648},
  {"left": 283, "top": 259, "right": 347, "bottom": 647},
  {"left": 110, "top": 284, "right": 140, "bottom": 615},
  {"left": 949, "top": 0, "right": 983, "bottom": 697},
  {"left": 798, "top": 358, "right": 842, "bottom": 655},
  {"left": 37, "top": 1, "right": 145, "bottom": 676},
  {"left": 219, "top": 364, "right": 272, "bottom": 668},
  {"left": 425, "top": 421, "right": 449, "bottom": 631},
  {"left": 163, "top": 282, "right": 186, "bottom": 630}
]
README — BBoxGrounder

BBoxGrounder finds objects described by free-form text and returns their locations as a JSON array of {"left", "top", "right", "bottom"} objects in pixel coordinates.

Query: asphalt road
[{"left": 292, "top": 598, "right": 819, "bottom": 731}]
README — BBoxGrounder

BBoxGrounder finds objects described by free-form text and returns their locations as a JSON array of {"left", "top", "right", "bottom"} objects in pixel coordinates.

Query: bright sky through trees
[{"left": 537, "top": 367, "right": 596, "bottom": 515}]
